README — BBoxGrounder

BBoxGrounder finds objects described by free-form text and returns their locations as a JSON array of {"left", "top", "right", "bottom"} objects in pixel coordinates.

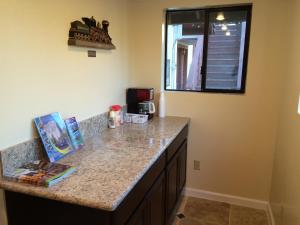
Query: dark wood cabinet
[
  {"left": 127, "top": 133, "right": 188, "bottom": 225},
  {"left": 147, "top": 172, "right": 165, "bottom": 225},
  {"left": 126, "top": 202, "right": 147, "bottom": 225},
  {"left": 165, "top": 139, "right": 187, "bottom": 224},
  {"left": 124, "top": 124, "right": 188, "bottom": 225},
  {"left": 127, "top": 172, "right": 165, "bottom": 225}
]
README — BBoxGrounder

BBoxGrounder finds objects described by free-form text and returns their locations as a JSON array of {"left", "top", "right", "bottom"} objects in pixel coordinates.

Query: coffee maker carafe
[
  {"left": 138, "top": 101, "right": 155, "bottom": 115},
  {"left": 126, "top": 88, "right": 155, "bottom": 119}
]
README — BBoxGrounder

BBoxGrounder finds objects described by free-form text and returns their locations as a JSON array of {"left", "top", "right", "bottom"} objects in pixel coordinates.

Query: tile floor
[{"left": 172, "top": 197, "right": 269, "bottom": 225}]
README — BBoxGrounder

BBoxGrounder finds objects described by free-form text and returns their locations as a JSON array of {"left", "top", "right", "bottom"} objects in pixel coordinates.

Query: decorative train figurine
[{"left": 68, "top": 17, "right": 116, "bottom": 50}]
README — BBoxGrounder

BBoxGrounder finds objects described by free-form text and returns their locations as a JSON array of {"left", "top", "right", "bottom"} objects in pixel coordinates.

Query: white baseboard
[{"left": 184, "top": 187, "right": 268, "bottom": 211}]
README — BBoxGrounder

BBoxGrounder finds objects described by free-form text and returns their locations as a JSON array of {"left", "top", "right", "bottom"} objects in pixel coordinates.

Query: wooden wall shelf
[{"left": 68, "top": 39, "right": 116, "bottom": 50}]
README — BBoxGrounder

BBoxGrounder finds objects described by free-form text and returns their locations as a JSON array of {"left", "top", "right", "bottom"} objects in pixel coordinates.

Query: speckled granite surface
[
  {"left": 79, "top": 112, "right": 109, "bottom": 139},
  {"left": 0, "top": 116, "right": 189, "bottom": 211}
]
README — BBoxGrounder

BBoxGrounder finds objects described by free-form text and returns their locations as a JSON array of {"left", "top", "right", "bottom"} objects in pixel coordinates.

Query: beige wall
[
  {"left": 0, "top": 0, "right": 129, "bottom": 150},
  {"left": 0, "top": 0, "right": 129, "bottom": 224},
  {"left": 128, "top": 0, "right": 287, "bottom": 201},
  {"left": 1, "top": 0, "right": 297, "bottom": 224},
  {"left": 270, "top": 1, "right": 300, "bottom": 224}
]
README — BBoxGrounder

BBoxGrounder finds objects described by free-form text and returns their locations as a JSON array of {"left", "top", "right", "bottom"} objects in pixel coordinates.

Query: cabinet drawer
[
  {"left": 126, "top": 201, "right": 147, "bottom": 225},
  {"left": 166, "top": 125, "right": 188, "bottom": 162},
  {"left": 146, "top": 172, "right": 166, "bottom": 225},
  {"left": 166, "top": 155, "right": 178, "bottom": 220},
  {"left": 177, "top": 140, "right": 187, "bottom": 195}
]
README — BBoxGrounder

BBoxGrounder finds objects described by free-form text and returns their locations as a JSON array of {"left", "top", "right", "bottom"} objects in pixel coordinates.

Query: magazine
[
  {"left": 4, "top": 160, "right": 76, "bottom": 187},
  {"left": 34, "top": 112, "right": 74, "bottom": 162},
  {"left": 64, "top": 117, "right": 84, "bottom": 150}
]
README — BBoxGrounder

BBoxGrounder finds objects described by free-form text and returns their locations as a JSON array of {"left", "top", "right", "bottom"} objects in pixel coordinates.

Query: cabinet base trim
[
  {"left": 184, "top": 187, "right": 268, "bottom": 211},
  {"left": 266, "top": 203, "right": 276, "bottom": 225}
]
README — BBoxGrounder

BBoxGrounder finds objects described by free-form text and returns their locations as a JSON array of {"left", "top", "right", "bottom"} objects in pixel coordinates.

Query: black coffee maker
[{"left": 126, "top": 88, "right": 155, "bottom": 119}]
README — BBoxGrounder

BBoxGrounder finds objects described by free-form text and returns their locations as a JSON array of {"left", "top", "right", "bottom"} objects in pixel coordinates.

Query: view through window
[{"left": 165, "top": 5, "right": 252, "bottom": 93}]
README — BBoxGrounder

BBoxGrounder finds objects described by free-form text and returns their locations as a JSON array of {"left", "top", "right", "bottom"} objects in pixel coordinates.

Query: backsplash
[
  {"left": 0, "top": 112, "right": 109, "bottom": 176},
  {"left": 79, "top": 112, "right": 108, "bottom": 139}
]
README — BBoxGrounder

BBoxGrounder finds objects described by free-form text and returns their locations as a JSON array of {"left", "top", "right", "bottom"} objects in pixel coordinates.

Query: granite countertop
[{"left": 0, "top": 116, "right": 189, "bottom": 211}]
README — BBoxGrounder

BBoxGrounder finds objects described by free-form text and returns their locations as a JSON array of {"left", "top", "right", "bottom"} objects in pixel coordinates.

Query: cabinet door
[
  {"left": 126, "top": 202, "right": 147, "bottom": 225},
  {"left": 147, "top": 172, "right": 165, "bottom": 225},
  {"left": 177, "top": 140, "right": 187, "bottom": 195},
  {"left": 166, "top": 155, "right": 178, "bottom": 220}
]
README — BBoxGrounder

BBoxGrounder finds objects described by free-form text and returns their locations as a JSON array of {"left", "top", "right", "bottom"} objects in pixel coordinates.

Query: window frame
[{"left": 164, "top": 4, "right": 252, "bottom": 94}]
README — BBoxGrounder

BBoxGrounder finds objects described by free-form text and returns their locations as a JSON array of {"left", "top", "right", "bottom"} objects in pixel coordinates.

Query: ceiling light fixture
[
  {"left": 225, "top": 31, "right": 231, "bottom": 36},
  {"left": 216, "top": 12, "right": 225, "bottom": 21}
]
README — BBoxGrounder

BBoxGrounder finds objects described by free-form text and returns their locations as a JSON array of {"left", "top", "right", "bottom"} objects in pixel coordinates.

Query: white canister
[
  {"left": 108, "top": 111, "right": 116, "bottom": 128},
  {"left": 159, "top": 91, "right": 166, "bottom": 118}
]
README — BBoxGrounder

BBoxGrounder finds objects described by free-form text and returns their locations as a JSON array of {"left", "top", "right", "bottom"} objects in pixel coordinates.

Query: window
[{"left": 164, "top": 5, "right": 252, "bottom": 93}]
